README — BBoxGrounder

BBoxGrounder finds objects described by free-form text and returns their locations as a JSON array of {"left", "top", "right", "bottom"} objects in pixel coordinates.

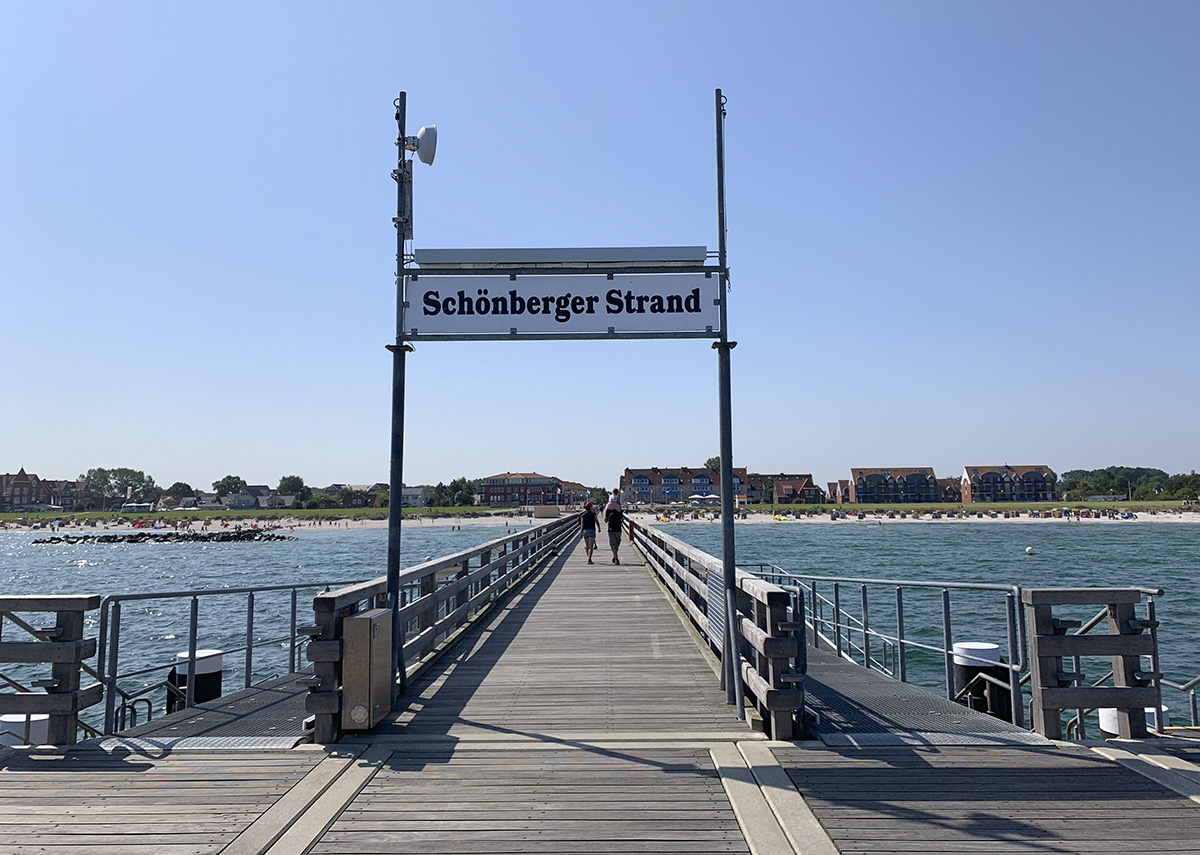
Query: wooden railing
[
  {"left": 1023, "top": 587, "right": 1163, "bottom": 740},
  {"left": 629, "top": 520, "right": 802, "bottom": 739},
  {"left": 305, "top": 517, "right": 576, "bottom": 743},
  {"left": 0, "top": 595, "right": 102, "bottom": 745}
]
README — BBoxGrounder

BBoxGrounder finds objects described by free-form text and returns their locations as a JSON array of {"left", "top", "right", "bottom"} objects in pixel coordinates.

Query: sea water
[
  {"left": 2, "top": 520, "right": 1198, "bottom": 724},
  {"left": 1, "top": 523, "right": 535, "bottom": 724},
  {"left": 661, "top": 520, "right": 1200, "bottom": 707}
]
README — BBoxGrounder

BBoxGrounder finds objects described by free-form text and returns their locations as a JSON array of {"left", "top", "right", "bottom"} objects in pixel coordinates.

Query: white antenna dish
[{"left": 415, "top": 125, "right": 437, "bottom": 165}]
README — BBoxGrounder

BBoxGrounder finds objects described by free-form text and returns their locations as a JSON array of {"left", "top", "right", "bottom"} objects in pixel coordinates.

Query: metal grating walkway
[
  {"left": 804, "top": 645, "right": 1052, "bottom": 746},
  {"left": 90, "top": 670, "right": 314, "bottom": 747}
]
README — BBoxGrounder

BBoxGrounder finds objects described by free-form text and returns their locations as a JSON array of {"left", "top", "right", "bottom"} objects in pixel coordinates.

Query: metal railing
[
  {"left": 307, "top": 516, "right": 577, "bottom": 743},
  {"left": 1163, "top": 675, "right": 1200, "bottom": 727},
  {"left": 629, "top": 521, "right": 803, "bottom": 739},
  {"left": 751, "top": 567, "right": 1028, "bottom": 728},
  {"left": 96, "top": 579, "right": 365, "bottom": 734}
]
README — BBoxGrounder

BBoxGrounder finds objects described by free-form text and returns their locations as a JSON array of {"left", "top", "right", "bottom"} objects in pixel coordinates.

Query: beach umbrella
[{"left": 687, "top": 494, "right": 705, "bottom": 500}]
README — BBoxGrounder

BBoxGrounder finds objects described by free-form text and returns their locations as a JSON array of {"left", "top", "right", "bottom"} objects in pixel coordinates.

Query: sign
[{"left": 405, "top": 273, "right": 719, "bottom": 340}]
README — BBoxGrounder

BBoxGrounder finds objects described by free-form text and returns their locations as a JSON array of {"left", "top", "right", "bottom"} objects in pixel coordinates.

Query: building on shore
[
  {"left": 0, "top": 469, "right": 94, "bottom": 512},
  {"left": 400, "top": 486, "right": 430, "bottom": 507},
  {"left": 480, "top": 473, "right": 565, "bottom": 507},
  {"left": 827, "top": 480, "right": 851, "bottom": 504},
  {"left": 961, "top": 466, "right": 1056, "bottom": 503},
  {"left": 937, "top": 477, "right": 962, "bottom": 503},
  {"left": 848, "top": 468, "right": 939, "bottom": 503},
  {"left": 559, "top": 480, "right": 591, "bottom": 505},
  {"left": 770, "top": 475, "right": 826, "bottom": 504},
  {"left": 619, "top": 466, "right": 748, "bottom": 504},
  {"left": 741, "top": 473, "right": 824, "bottom": 504}
]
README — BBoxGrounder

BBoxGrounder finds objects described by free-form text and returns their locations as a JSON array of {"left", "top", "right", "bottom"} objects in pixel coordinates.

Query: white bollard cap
[
  {"left": 0, "top": 713, "right": 49, "bottom": 747},
  {"left": 952, "top": 642, "right": 1002, "bottom": 666},
  {"left": 1098, "top": 705, "right": 1169, "bottom": 734},
  {"left": 176, "top": 649, "right": 223, "bottom": 675}
]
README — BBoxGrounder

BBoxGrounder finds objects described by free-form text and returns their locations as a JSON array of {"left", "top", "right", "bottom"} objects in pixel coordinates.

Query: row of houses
[
  {"left": 618, "top": 465, "right": 1057, "bottom": 505},
  {"left": 476, "top": 473, "right": 590, "bottom": 507},
  {"left": 173, "top": 484, "right": 436, "bottom": 511},
  {"left": 0, "top": 469, "right": 94, "bottom": 513},
  {"left": 2, "top": 462, "right": 1061, "bottom": 514},
  {"left": 0, "top": 469, "right": 437, "bottom": 513}
]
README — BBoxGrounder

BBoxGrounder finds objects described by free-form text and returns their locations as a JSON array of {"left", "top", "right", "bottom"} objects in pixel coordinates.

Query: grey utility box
[{"left": 341, "top": 607, "right": 393, "bottom": 730}]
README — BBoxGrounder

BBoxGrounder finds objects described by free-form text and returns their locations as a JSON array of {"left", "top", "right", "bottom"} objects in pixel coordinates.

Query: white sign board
[{"left": 405, "top": 273, "right": 719, "bottom": 339}]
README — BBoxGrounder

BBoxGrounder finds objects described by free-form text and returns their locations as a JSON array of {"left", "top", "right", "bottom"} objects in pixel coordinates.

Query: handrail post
[
  {"left": 103, "top": 601, "right": 122, "bottom": 735},
  {"left": 832, "top": 583, "right": 842, "bottom": 658},
  {"left": 941, "top": 588, "right": 954, "bottom": 700},
  {"left": 1005, "top": 592, "right": 1023, "bottom": 727},
  {"left": 185, "top": 596, "right": 199, "bottom": 709},
  {"left": 289, "top": 587, "right": 299, "bottom": 674},
  {"left": 794, "top": 588, "right": 808, "bottom": 676},
  {"left": 809, "top": 581, "right": 819, "bottom": 650},
  {"left": 896, "top": 587, "right": 907, "bottom": 683},
  {"left": 244, "top": 592, "right": 255, "bottom": 689},
  {"left": 95, "top": 597, "right": 109, "bottom": 699},
  {"left": 861, "top": 584, "right": 870, "bottom": 669}
]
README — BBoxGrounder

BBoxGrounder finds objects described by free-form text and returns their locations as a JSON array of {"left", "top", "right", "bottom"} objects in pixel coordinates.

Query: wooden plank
[
  {"left": 0, "top": 595, "right": 101, "bottom": 611},
  {"left": 1033, "top": 633, "right": 1154, "bottom": 657},
  {"left": 0, "top": 682, "right": 101, "bottom": 714},
  {"left": 1021, "top": 588, "right": 1142, "bottom": 605},
  {"left": 1038, "top": 685, "right": 1160, "bottom": 710},
  {"left": 0, "top": 638, "right": 96, "bottom": 663},
  {"left": 736, "top": 574, "right": 789, "bottom": 608}
]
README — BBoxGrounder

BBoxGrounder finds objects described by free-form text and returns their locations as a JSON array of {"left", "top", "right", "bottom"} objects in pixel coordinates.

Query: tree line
[
  {"left": 1056, "top": 467, "right": 1200, "bottom": 501},
  {"left": 74, "top": 468, "right": 484, "bottom": 510}
]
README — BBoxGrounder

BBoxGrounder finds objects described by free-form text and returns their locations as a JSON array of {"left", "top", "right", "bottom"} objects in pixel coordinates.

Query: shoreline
[{"left": 3, "top": 509, "right": 1200, "bottom": 535}]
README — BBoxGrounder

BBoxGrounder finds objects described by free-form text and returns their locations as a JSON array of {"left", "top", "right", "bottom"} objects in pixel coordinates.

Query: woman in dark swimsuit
[{"left": 579, "top": 501, "right": 598, "bottom": 564}]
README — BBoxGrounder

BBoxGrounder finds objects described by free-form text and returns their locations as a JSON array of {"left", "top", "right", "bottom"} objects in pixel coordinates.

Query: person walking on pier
[
  {"left": 604, "top": 490, "right": 624, "bottom": 565},
  {"left": 579, "top": 501, "right": 599, "bottom": 564}
]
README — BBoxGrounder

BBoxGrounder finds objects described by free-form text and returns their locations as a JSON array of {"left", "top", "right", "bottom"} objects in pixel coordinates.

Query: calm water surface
[{"left": 3, "top": 520, "right": 1198, "bottom": 723}]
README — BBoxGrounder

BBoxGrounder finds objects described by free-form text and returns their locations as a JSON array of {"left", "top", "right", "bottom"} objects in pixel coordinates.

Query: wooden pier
[{"left": 3, "top": 534, "right": 1200, "bottom": 854}]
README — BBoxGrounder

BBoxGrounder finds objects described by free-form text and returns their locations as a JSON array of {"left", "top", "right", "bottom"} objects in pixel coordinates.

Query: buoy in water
[{"left": 1025, "top": 546, "right": 1034, "bottom": 554}]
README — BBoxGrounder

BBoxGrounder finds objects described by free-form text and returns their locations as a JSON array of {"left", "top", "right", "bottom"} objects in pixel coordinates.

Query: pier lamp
[{"left": 387, "top": 93, "right": 436, "bottom": 707}]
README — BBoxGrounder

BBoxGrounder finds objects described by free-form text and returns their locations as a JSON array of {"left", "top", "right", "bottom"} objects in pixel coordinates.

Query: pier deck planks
[
  {"left": 773, "top": 742, "right": 1200, "bottom": 854},
  {"left": 374, "top": 535, "right": 736, "bottom": 740},
  {"left": 313, "top": 747, "right": 747, "bottom": 855},
  {"left": 0, "top": 749, "right": 323, "bottom": 853}
]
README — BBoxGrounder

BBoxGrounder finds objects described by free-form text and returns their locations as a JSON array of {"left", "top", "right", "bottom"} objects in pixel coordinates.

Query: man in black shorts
[{"left": 604, "top": 490, "right": 624, "bottom": 565}]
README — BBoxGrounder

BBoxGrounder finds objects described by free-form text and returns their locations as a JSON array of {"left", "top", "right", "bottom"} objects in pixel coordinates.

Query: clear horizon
[{"left": 4, "top": 3, "right": 1196, "bottom": 490}]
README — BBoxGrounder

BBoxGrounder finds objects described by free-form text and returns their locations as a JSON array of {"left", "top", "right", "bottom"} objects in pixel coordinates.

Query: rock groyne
[{"left": 32, "top": 530, "right": 297, "bottom": 545}]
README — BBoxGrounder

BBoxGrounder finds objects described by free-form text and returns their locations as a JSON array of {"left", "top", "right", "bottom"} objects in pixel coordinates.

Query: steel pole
[
  {"left": 714, "top": 89, "right": 743, "bottom": 719},
  {"left": 386, "top": 92, "right": 409, "bottom": 703}
]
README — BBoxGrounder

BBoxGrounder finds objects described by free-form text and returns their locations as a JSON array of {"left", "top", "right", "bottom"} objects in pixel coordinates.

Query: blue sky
[{"left": 3, "top": 2, "right": 1197, "bottom": 493}]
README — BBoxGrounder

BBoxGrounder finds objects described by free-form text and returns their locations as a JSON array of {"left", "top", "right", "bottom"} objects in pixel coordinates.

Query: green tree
[
  {"left": 80, "top": 467, "right": 160, "bottom": 503},
  {"left": 80, "top": 468, "right": 113, "bottom": 497},
  {"left": 165, "top": 481, "right": 194, "bottom": 498},
  {"left": 449, "top": 476, "right": 479, "bottom": 507},
  {"left": 705, "top": 456, "right": 721, "bottom": 471},
  {"left": 589, "top": 487, "right": 609, "bottom": 505},
  {"left": 277, "top": 475, "right": 312, "bottom": 501},
  {"left": 212, "top": 475, "right": 248, "bottom": 496},
  {"left": 425, "top": 477, "right": 480, "bottom": 507}
]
